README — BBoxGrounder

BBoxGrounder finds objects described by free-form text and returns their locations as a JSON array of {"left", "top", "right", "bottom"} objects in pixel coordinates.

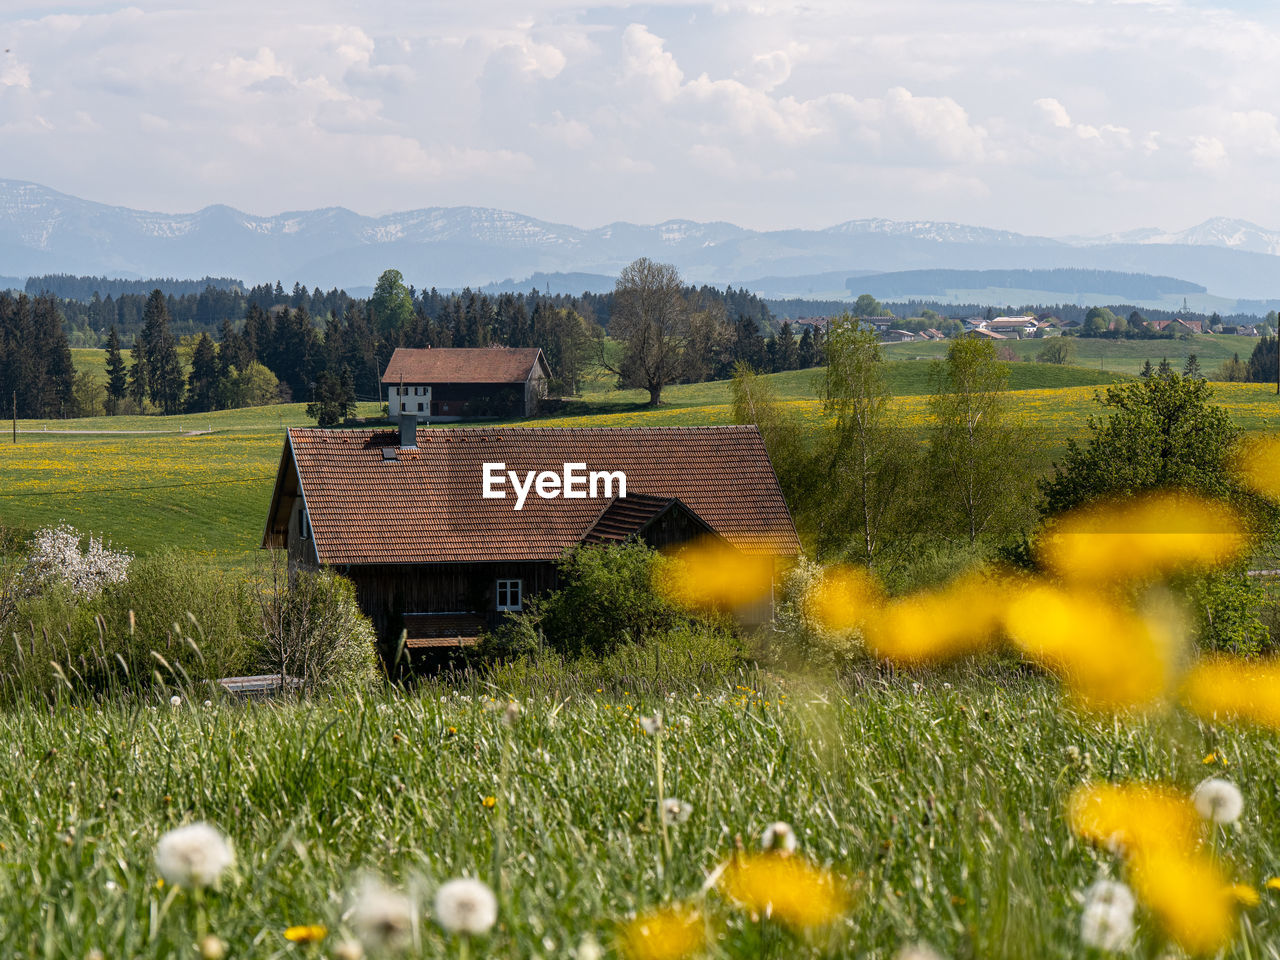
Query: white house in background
[{"left": 382, "top": 347, "right": 551, "bottom": 422}]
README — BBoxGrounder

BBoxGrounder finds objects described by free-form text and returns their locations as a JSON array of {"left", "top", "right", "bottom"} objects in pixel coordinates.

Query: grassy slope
[
  {"left": 5, "top": 368, "right": 1280, "bottom": 567},
  {"left": 0, "top": 673, "right": 1276, "bottom": 958},
  {"left": 882, "top": 333, "right": 1259, "bottom": 376}
]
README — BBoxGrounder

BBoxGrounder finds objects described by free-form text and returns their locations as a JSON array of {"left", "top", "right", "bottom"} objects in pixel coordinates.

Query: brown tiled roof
[
  {"left": 380, "top": 347, "right": 547, "bottom": 385},
  {"left": 581, "top": 494, "right": 714, "bottom": 546},
  {"left": 266, "top": 425, "right": 799, "bottom": 563}
]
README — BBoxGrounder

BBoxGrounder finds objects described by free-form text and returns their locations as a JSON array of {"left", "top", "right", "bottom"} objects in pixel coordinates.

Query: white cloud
[
  {"left": 621, "top": 23, "right": 683, "bottom": 101},
  {"left": 5, "top": 0, "right": 1280, "bottom": 234}
]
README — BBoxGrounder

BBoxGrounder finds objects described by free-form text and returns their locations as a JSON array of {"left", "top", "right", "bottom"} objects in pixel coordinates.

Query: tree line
[
  {"left": 0, "top": 294, "right": 75, "bottom": 419},
  {"left": 67, "top": 264, "right": 795, "bottom": 418}
]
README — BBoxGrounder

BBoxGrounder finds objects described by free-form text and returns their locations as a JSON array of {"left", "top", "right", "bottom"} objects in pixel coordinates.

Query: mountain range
[{"left": 5, "top": 179, "right": 1280, "bottom": 305}]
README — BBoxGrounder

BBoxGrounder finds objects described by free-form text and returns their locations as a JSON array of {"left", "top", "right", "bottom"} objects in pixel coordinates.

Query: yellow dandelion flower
[
  {"left": 482, "top": 796, "right": 497, "bottom": 809},
  {"left": 655, "top": 537, "right": 774, "bottom": 612},
  {"left": 805, "top": 565, "right": 884, "bottom": 634},
  {"left": 1202, "top": 752, "right": 1227, "bottom": 766},
  {"left": 1005, "top": 585, "right": 1177, "bottom": 710},
  {"left": 1265, "top": 877, "right": 1280, "bottom": 892},
  {"left": 284, "top": 924, "right": 328, "bottom": 944},
  {"left": 861, "top": 572, "right": 1006, "bottom": 666},
  {"left": 1038, "top": 493, "right": 1247, "bottom": 585},
  {"left": 1227, "top": 884, "right": 1260, "bottom": 908},
  {"left": 1130, "top": 848, "right": 1236, "bottom": 956},
  {"left": 617, "top": 906, "right": 705, "bottom": 960},
  {"left": 1182, "top": 657, "right": 1280, "bottom": 730},
  {"left": 1067, "top": 782, "right": 1199, "bottom": 856},
  {"left": 717, "top": 853, "right": 850, "bottom": 929}
]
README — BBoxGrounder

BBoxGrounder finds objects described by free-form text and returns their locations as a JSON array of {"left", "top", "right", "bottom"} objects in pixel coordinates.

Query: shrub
[
  {"left": 488, "top": 543, "right": 709, "bottom": 659},
  {"left": 20, "top": 524, "right": 131, "bottom": 601},
  {"left": 257, "top": 561, "right": 380, "bottom": 690},
  {"left": 766, "top": 557, "right": 864, "bottom": 671}
]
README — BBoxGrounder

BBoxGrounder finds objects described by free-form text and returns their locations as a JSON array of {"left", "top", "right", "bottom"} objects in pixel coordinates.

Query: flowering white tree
[{"left": 21, "top": 524, "right": 132, "bottom": 601}]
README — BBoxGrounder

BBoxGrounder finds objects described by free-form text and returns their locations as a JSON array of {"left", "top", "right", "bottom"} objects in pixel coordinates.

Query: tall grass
[{"left": 0, "top": 669, "right": 1274, "bottom": 957}]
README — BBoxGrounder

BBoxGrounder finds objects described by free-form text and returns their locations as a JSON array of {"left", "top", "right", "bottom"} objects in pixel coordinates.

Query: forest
[{"left": 0, "top": 268, "right": 808, "bottom": 419}]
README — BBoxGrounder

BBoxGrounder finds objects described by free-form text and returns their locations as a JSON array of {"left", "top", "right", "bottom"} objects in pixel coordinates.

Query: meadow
[
  {"left": 3, "top": 666, "right": 1278, "bottom": 960},
  {"left": 882, "top": 333, "right": 1262, "bottom": 377},
  {"left": 6, "top": 364, "right": 1280, "bottom": 569}
]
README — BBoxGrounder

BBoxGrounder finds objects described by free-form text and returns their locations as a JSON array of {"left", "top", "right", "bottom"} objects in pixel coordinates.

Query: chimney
[{"left": 398, "top": 412, "right": 418, "bottom": 449}]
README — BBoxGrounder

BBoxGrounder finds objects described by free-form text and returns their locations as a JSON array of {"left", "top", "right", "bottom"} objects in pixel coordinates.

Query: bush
[
  {"left": 257, "top": 563, "right": 380, "bottom": 690},
  {"left": 766, "top": 557, "right": 862, "bottom": 671},
  {"left": 487, "top": 543, "right": 713, "bottom": 659},
  {"left": 2, "top": 550, "right": 261, "bottom": 701}
]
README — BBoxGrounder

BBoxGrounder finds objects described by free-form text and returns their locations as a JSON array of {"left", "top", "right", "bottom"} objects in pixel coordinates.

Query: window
[
  {"left": 299, "top": 508, "right": 310, "bottom": 540},
  {"left": 496, "top": 579, "right": 523, "bottom": 611},
  {"left": 417, "top": 402, "right": 423, "bottom": 412}
]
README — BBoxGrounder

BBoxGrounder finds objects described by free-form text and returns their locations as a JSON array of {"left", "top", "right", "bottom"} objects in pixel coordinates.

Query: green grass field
[
  {"left": 0, "top": 668, "right": 1275, "bottom": 959},
  {"left": 883, "top": 334, "right": 1261, "bottom": 377},
  {"left": 5, "top": 366, "right": 1280, "bottom": 568}
]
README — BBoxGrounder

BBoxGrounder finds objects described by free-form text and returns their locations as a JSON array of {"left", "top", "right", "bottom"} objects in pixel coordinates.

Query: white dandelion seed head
[
  {"left": 1083, "top": 879, "right": 1135, "bottom": 916},
  {"left": 760, "top": 821, "right": 798, "bottom": 854},
  {"left": 1080, "top": 900, "right": 1135, "bottom": 952},
  {"left": 86, "top": 950, "right": 105, "bottom": 960},
  {"left": 433, "top": 877, "right": 498, "bottom": 936},
  {"left": 502, "top": 701, "right": 521, "bottom": 727},
  {"left": 640, "top": 713, "right": 663, "bottom": 735},
  {"left": 892, "top": 944, "right": 947, "bottom": 960},
  {"left": 199, "top": 935, "right": 226, "bottom": 960},
  {"left": 154, "top": 822, "right": 234, "bottom": 888},
  {"left": 577, "top": 933, "right": 604, "bottom": 960},
  {"left": 661, "top": 797, "right": 692, "bottom": 825},
  {"left": 333, "top": 938, "right": 365, "bottom": 960},
  {"left": 349, "top": 876, "right": 415, "bottom": 951},
  {"left": 169, "top": 695, "right": 182, "bottom": 708},
  {"left": 1192, "top": 777, "right": 1244, "bottom": 824},
  {"left": 203, "top": 700, "right": 212, "bottom": 708}
]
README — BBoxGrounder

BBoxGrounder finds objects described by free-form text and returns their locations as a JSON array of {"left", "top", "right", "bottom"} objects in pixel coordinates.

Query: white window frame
[{"left": 496, "top": 579, "right": 523, "bottom": 611}]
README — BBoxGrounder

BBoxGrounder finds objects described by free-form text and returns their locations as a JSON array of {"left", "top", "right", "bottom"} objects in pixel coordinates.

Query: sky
[{"left": 3, "top": 0, "right": 1280, "bottom": 235}]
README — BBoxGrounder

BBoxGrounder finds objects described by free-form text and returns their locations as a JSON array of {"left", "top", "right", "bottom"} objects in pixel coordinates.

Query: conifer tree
[{"left": 104, "top": 325, "right": 127, "bottom": 415}]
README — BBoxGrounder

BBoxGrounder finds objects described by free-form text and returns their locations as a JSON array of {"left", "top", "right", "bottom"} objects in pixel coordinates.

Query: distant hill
[
  {"left": 477, "top": 272, "right": 617, "bottom": 296},
  {"left": 8, "top": 179, "right": 1280, "bottom": 304},
  {"left": 848, "top": 268, "right": 1205, "bottom": 299}
]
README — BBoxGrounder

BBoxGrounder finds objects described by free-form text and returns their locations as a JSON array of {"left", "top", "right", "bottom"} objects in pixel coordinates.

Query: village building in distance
[
  {"left": 262, "top": 421, "right": 800, "bottom": 659},
  {"left": 383, "top": 346, "right": 551, "bottom": 421}
]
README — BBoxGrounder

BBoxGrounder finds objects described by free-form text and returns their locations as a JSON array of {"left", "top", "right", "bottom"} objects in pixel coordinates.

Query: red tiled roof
[
  {"left": 581, "top": 494, "right": 715, "bottom": 546},
  {"left": 380, "top": 347, "right": 547, "bottom": 385},
  {"left": 266, "top": 426, "right": 799, "bottom": 564}
]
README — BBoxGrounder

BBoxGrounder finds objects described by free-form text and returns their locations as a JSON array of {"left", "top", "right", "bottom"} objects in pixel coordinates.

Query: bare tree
[{"left": 604, "top": 258, "right": 692, "bottom": 406}]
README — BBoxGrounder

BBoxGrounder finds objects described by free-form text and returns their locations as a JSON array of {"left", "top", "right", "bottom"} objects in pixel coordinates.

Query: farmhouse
[
  {"left": 262, "top": 422, "right": 800, "bottom": 655},
  {"left": 383, "top": 346, "right": 551, "bottom": 421}
]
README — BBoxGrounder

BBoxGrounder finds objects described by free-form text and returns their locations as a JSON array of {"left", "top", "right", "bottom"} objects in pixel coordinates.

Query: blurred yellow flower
[
  {"left": 1067, "top": 782, "right": 1199, "bottom": 856},
  {"left": 717, "top": 853, "right": 849, "bottom": 928},
  {"left": 482, "top": 796, "right": 497, "bottom": 809},
  {"left": 1038, "top": 493, "right": 1247, "bottom": 584},
  {"left": 1266, "top": 877, "right": 1280, "bottom": 892},
  {"left": 1227, "top": 884, "right": 1260, "bottom": 908},
  {"left": 861, "top": 573, "right": 1006, "bottom": 666},
  {"left": 1202, "top": 752, "right": 1228, "bottom": 766},
  {"left": 1182, "top": 657, "right": 1280, "bottom": 729},
  {"left": 656, "top": 538, "right": 774, "bottom": 612},
  {"left": 1005, "top": 585, "right": 1177, "bottom": 710},
  {"left": 284, "top": 924, "right": 328, "bottom": 944},
  {"left": 804, "top": 565, "right": 884, "bottom": 634},
  {"left": 1130, "top": 848, "right": 1236, "bottom": 956},
  {"left": 617, "top": 906, "right": 705, "bottom": 960}
]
